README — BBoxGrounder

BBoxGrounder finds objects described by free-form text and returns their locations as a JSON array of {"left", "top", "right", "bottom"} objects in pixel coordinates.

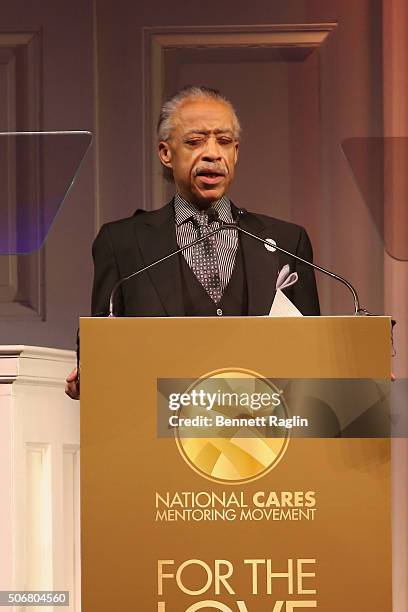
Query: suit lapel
[
  {"left": 233, "top": 204, "right": 279, "bottom": 315},
  {"left": 134, "top": 200, "right": 184, "bottom": 316}
]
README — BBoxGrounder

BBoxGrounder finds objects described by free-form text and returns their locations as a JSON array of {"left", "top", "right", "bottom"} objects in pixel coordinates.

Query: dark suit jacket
[{"left": 91, "top": 200, "right": 320, "bottom": 317}]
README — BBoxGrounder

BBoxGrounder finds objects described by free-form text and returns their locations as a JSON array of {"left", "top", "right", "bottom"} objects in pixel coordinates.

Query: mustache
[{"left": 193, "top": 163, "right": 227, "bottom": 177}]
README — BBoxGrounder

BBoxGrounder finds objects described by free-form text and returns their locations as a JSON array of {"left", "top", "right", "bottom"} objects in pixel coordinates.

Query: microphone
[
  {"left": 108, "top": 206, "right": 368, "bottom": 317},
  {"left": 108, "top": 209, "right": 223, "bottom": 317},
  {"left": 209, "top": 208, "right": 368, "bottom": 316}
]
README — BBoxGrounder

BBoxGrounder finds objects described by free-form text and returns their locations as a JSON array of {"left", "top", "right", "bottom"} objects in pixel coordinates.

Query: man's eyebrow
[{"left": 183, "top": 129, "right": 234, "bottom": 137}]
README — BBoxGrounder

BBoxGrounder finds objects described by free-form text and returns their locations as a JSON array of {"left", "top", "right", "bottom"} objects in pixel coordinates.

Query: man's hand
[{"left": 65, "top": 367, "right": 80, "bottom": 400}]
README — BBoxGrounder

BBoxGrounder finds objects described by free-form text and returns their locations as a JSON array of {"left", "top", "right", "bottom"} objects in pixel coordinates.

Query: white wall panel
[
  {"left": 0, "top": 346, "right": 79, "bottom": 612},
  {"left": 25, "top": 444, "right": 53, "bottom": 592}
]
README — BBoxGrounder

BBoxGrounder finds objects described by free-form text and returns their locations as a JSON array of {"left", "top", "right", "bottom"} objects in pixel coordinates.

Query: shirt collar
[{"left": 174, "top": 193, "right": 233, "bottom": 226}]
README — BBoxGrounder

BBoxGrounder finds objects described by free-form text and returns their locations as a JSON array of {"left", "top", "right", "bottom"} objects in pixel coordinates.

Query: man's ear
[{"left": 158, "top": 141, "right": 173, "bottom": 168}]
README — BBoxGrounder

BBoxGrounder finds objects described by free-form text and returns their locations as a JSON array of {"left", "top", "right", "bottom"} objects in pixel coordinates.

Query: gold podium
[{"left": 80, "top": 316, "right": 392, "bottom": 611}]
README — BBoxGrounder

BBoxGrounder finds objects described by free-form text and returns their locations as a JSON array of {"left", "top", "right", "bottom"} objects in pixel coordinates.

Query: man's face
[{"left": 158, "top": 98, "right": 239, "bottom": 208}]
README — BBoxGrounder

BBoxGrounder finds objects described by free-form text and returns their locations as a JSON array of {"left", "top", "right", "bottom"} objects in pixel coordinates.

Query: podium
[{"left": 80, "top": 316, "right": 392, "bottom": 611}]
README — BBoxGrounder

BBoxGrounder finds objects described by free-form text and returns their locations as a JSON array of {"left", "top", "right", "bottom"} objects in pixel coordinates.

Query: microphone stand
[
  {"left": 108, "top": 227, "right": 224, "bottom": 317},
  {"left": 219, "top": 221, "right": 369, "bottom": 316},
  {"left": 109, "top": 217, "right": 369, "bottom": 317}
]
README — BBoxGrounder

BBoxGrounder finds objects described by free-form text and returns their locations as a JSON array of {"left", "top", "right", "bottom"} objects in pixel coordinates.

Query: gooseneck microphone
[
  {"left": 108, "top": 207, "right": 368, "bottom": 317},
  {"left": 214, "top": 208, "right": 368, "bottom": 316},
  {"left": 108, "top": 209, "right": 221, "bottom": 317}
]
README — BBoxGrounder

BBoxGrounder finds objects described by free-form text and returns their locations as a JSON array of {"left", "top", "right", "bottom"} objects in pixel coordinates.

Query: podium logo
[{"left": 175, "top": 369, "right": 290, "bottom": 484}]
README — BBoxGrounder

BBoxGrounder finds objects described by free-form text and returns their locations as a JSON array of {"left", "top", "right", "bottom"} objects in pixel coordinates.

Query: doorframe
[{"left": 142, "top": 23, "right": 337, "bottom": 210}]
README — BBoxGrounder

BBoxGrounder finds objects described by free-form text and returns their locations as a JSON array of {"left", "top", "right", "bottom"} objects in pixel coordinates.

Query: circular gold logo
[{"left": 175, "top": 368, "right": 289, "bottom": 484}]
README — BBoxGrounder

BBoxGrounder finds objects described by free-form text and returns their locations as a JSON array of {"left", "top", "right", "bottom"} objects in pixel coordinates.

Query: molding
[
  {"left": 0, "top": 377, "right": 18, "bottom": 384},
  {"left": 0, "top": 30, "right": 44, "bottom": 320},
  {"left": 0, "top": 376, "right": 68, "bottom": 388},
  {"left": 153, "top": 28, "right": 335, "bottom": 49},
  {"left": 0, "top": 345, "right": 76, "bottom": 385},
  {"left": 0, "top": 32, "right": 37, "bottom": 47},
  {"left": 0, "top": 345, "right": 75, "bottom": 361},
  {"left": 142, "top": 23, "right": 337, "bottom": 210},
  {"left": 0, "top": 51, "right": 18, "bottom": 303}
]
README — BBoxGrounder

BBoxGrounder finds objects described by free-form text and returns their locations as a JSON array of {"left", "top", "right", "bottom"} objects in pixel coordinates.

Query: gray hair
[{"left": 157, "top": 85, "right": 241, "bottom": 142}]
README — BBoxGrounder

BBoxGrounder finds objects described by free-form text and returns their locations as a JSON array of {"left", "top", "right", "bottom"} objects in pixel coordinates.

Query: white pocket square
[
  {"left": 268, "top": 265, "right": 302, "bottom": 317},
  {"left": 275, "top": 264, "right": 298, "bottom": 290}
]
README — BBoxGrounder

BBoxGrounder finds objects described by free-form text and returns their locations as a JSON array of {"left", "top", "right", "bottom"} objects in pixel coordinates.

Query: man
[{"left": 65, "top": 85, "right": 320, "bottom": 398}]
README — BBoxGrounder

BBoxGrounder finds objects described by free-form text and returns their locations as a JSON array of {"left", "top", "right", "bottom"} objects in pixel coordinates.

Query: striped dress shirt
[{"left": 174, "top": 193, "right": 238, "bottom": 292}]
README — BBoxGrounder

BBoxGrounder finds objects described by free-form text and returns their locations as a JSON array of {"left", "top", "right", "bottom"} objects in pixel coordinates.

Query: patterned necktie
[{"left": 190, "top": 211, "right": 222, "bottom": 303}]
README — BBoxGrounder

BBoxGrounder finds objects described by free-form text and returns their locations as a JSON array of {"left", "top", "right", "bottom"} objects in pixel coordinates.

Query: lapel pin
[{"left": 264, "top": 238, "right": 277, "bottom": 253}]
